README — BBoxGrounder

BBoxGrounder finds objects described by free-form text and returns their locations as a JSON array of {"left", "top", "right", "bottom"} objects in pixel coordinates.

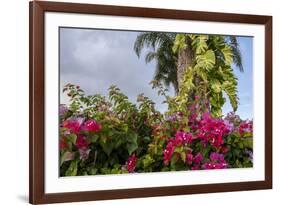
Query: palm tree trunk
[{"left": 177, "top": 46, "right": 193, "bottom": 90}]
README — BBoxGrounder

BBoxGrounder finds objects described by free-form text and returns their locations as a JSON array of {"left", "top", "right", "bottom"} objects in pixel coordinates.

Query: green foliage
[
  {"left": 172, "top": 34, "right": 187, "bottom": 53},
  {"left": 171, "top": 34, "right": 239, "bottom": 117},
  {"left": 65, "top": 160, "right": 78, "bottom": 176},
  {"left": 195, "top": 49, "right": 216, "bottom": 70},
  {"left": 60, "top": 83, "right": 253, "bottom": 176},
  {"left": 225, "top": 133, "right": 253, "bottom": 168},
  {"left": 60, "top": 84, "right": 163, "bottom": 176},
  {"left": 191, "top": 35, "right": 208, "bottom": 54}
]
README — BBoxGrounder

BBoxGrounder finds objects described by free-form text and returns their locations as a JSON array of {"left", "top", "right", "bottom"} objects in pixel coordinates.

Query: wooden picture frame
[{"left": 29, "top": 1, "right": 272, "bottom": 204}]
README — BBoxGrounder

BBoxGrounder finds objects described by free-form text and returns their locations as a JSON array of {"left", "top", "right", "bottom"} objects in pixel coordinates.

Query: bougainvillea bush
[{"left": 59, "top": 83, "right": 253, "bottom": 176}]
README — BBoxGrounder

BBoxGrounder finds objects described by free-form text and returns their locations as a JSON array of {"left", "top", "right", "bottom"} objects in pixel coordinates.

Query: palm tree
[
  {"left": 134, "top": 32, "right": 178, "bottom": 93},
  {"left": 134, "top": 32, "right": 244, "bottom": 116}
]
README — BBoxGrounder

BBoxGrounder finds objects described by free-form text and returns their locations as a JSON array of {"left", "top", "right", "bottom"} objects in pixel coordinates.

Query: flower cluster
[
  {"left": 60, "top": 117, "right": 102, "bottom": 161},
  {"left": 239, "top": 120, "right": 253, "bottom": 136},
  {"left": 196, "top": 113, "right": 232, "bottom": 148},
  {"left": 190, "top": 153, "right": 203, "bottom": 170},
  {"left": 163, "top": 141, "right": 175, "bottom": 165},
  {"left": 203, "top": 152, "right": 228, "bottom": 169},
  {"left": 62, "top": 117, "right": 84, "bottom": 134},
  {"left": 82, "top": 119, "right": 102, "bottom": 132},
  {"left": 126, "top": 154, "right": 138, "bottom": 173},
  {"left": 62, "top": 118, "right": 102, "bottom": 136},
  {"left": 162, "top": 106, "right": 252, "bottom": 171},
  {"left": 163, "top": 131, "right": 193, "bottom": 165},
  {"left": 60, "top": 84, "right": 253, "bottom": 176}
]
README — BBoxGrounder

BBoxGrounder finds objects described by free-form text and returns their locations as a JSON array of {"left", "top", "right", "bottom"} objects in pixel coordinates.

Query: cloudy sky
[{"left": 60, "top": 27, "right": 253, "bottom": 119}]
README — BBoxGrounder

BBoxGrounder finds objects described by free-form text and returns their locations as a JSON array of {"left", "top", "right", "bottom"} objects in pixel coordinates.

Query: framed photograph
[{"left": 29, "top": 1, "right": 272, "bottom": 204}]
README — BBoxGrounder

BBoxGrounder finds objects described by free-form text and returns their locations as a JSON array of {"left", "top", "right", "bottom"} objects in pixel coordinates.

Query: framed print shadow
[{"left": 29, "top": 1, "right": 272, "bottom": 204}]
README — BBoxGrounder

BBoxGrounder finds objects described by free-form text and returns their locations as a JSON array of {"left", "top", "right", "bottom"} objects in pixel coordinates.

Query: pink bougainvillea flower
[
  {"left": 76, "top": 135, "right": 89, "bottom": 149},
  {"left": 82, "top": 119, "right": 102, "bottom": 132},
  {"left": 196, "top": 112, "right": 232, "bottom": 148},
  {"left": 209, "top": 152, "right": 224, "bottom": 161},
  {"left": 191, "top": 165, "right": 200, "bottom": 170},
  {"left": 174, "top": 133, "right": 183, "bottom": 146},
  {"left": 163, "top": 141, "right": 175, "bottom": 165},
  {"left": 126, "top": 154, "right": 138, "bottom": 173},
  {"left": 175, "top": 131, "right": 193, "bottom": 145},
  {"left": 186, "top": 153, "right": 193, "bottom": 165},
  {"left": 203, "top": 152, "right": 228, "bottom": 169},
  {"left": 62, "top": 117, "right": 84, "bottom": 134},
  {"left": 193, "top": 153, "right": 203, "bottom": 164},
  {"left": 223, "top": 119, "right": 234, "bottom": 132},
  {"left": 239, "top": 120, "right": 253, "bottom": 136}
]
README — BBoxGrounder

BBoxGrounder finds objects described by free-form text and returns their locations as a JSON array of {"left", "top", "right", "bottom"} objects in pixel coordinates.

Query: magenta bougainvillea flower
[
  {"left": 82, "top": 119, "right": 102, "bottom": 132},
  {"left": 239, "top": 120, "right": 253, "bottom": 136},
  {"left": 203, "top": 152, "right": 228, "bottom": 169},
  {"left": 175, "top": 131, "right": 193, "bottom": 144},
  {"left": 163, "top": 131, "right": 193, "bottom": 165},
  {"left": 193, "top": 152, "right": 203, "bottom": 164},
  {"left": 186, "top": 153, "right": 193, "bottom": 165},
  {"left": 196, "top": 112, "right": 231, "bottom": 148},
  {"left": 163, "top": 141, "right": 175, "bottom": 165},
  {"left": 126, "top": 154, "right": 138, "bottom": 173},
  {"left": 62, "top": 117, "right": 84, "bottom": 134},
  {"left": 76, "top": 135, "right": 89, "bottom": 149}
]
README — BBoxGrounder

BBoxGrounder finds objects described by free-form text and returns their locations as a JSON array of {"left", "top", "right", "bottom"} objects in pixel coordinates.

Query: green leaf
[
  {"left": 88, "top": 167, "right": 98, "bottom": 175},
  {"left": 196, "top": 50, "right": 216, "bottom": 70},
  {"left": 60, "top": 151, "right": 74, "bottom": 166},
  {"left": 143, "top": 136, "right": 151, "bottom": 143},
  {"left": 126, "top": 133, "right": 138, "bottom": 155},
  {"left": 238, "top": 142, "right": 244, "bottom": 149},
  {"left": 170, "top": 155, "right": 178, "bottom": 169},
  {"left": 221, "top": 66, "right": 239, "bottom": 111},
  {"left": 68, "top": 134, "right": 77, "bottom": 144},
  {"left": 114, "top": 137, "right": 124, "bottom": 149},
  {"left": 100, "top": 168, "right": 111, "bottom": 174},
  {"left": 221, "top": 45, "right": 233, "bottom": 65},
  {"left": 143, "top": 155, "right": 154, "bottom": 168},
  {"left": 211, "top": 80, "right": 222, "bottom": 93},
  {"left": 192, "top": 35, "right": 208, "bottom": 54},
  {"left": 172, "top": 34, "right": 187, "bottom": 53},
  {"left": 89, "top": 135, "right": 99, "bottom": 143},
  {"left": 180, "top": 152, "right": 186, "bottom": 162},
  {"left": 101, "top": 141, "right": 114, "bottom": 156},
  {"left": 174, "top": 146, "right": 183, "bottom": 153},
  {"left": 65, "top": 160, "right": 78, "bottom": 176},
  {"left": 243, "top": 138, "right": 253, "bottom": 149}
]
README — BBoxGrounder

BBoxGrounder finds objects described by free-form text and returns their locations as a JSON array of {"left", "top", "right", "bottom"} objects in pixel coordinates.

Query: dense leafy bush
[{"left": 59, "top": 82, "right": 253, "bottom": 176}]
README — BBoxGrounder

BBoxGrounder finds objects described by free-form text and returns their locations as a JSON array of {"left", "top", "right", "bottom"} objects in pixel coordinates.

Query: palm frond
[{"left": 228, "top": 36, "right": 243, "bottom": 72}]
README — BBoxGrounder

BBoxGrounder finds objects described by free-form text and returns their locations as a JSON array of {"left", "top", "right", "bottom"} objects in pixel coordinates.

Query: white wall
[{"left": 0, "top": 0, "right": 279, "bottom": 204}]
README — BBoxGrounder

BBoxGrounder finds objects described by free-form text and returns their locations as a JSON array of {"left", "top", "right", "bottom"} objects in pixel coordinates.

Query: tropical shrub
[{"left": 59, "top": 82, "right": 253, "bottom": 176}]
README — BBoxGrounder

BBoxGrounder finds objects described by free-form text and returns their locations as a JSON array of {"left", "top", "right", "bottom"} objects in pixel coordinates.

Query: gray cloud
[{"left": 60, "top": 28, "right": 174, "bottom": 112}]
